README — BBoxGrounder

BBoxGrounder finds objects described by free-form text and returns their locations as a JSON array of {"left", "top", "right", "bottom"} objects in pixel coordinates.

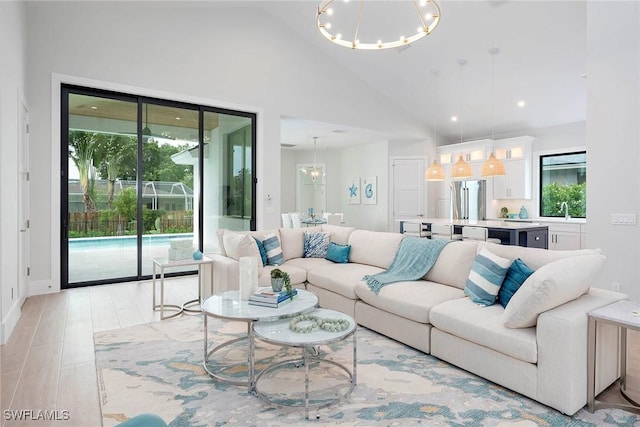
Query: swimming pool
[{"left": 69, "top": 233, "right": 194, "bottom": 250}]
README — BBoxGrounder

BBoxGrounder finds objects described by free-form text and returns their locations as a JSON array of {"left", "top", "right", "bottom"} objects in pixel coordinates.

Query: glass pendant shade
[
  {"left": 450, "top": 155, "right": 473, "bottom": 179},
  {"left": 424, "top": 160, "right": 445, "bottom": 181},
  {"left": 481, "top": 152, "right": 506, "bottom": 177}
]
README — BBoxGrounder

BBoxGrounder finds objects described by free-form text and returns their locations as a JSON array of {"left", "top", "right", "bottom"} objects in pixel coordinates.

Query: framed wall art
[
  {"left": 347, "top": 178, "right": 360, "bottom": 204},
  {"left": 362, "top": 176, "right": 377, "bottom": 204}
]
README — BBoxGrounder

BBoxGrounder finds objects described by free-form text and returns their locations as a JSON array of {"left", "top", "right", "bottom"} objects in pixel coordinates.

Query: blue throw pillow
[
  {"left": 262, "top": 233, "right": 284, "bottom": 266},
  {"left": 498, "top": 258, "right": 535, "bottom": 308},
  {"left": 253, "top": 237, "right": 268, "bottom": 266},
  {"left": 464, "top": 248, "right": 512, "bottom": 306},
  {"left": 303, "top": 232, "right": 331, "bottom": 258},
  {"left": 325, "top": 242, "right": 351, "bottom": 263}
]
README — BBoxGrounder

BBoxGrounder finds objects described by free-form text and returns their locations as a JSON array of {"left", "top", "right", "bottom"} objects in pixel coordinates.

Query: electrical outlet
[{"left": 612, "top": 282, "right": 622, "bottom": 293}]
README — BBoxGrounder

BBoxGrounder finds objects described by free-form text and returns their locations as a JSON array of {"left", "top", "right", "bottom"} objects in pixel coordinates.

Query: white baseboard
[
  {"left": 1, "top": 299, "right": 22, "bottom": 345},
  {"left": 29, "top": 279, "right": 59, "bottom": 296}
]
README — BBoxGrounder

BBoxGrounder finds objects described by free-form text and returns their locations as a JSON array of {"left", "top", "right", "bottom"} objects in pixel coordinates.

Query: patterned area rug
[{"left": 94, "top": 315, "right": 639, "bottom": 426}]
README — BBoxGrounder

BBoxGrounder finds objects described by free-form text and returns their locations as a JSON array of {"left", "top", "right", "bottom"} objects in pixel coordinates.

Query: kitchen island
[{"left": 398, "top": 218, "right": 548, "bottom": 249}]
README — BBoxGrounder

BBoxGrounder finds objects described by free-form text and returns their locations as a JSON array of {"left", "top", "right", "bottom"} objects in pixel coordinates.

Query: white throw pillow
[
  {"left": 222, "top": 230, "right": 263, "bottom": 268},
  {"left": 503, "top": 253, "right": 606, "bottom": 328}
]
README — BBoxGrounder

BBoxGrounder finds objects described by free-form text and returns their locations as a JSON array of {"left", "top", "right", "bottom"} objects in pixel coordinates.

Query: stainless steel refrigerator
[{"left": 450, "top": 179, "right": 487, "bottom": 220}]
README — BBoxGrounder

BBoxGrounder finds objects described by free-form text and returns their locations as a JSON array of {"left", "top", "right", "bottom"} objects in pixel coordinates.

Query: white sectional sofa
[{"left": 209, "top": 224, "right": 625, "bottom": 416}]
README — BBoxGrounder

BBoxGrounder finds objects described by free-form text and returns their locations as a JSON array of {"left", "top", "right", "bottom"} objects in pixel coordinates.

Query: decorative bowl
[{"left": 507, "top": 213, "right": 519, "bottom": 219}]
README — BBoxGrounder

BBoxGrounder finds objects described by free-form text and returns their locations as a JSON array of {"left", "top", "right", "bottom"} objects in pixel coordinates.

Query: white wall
[
  {"left": 24, "top": 2, "right": 428, "bottom": 295},
  {"left": 0, "top": 1, "right": 27, "bottom": 343},
  {"left": 333, "top": 141, "right": 390, "bottom": 231},
  {"left": 586, "top": 2, "right": 640, "bottom": 302}
]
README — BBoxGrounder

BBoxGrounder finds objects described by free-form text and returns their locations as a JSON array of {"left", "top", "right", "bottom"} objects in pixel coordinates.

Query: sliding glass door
[{"left": 62, "top": 85, "right": 256, "bottom": 287}]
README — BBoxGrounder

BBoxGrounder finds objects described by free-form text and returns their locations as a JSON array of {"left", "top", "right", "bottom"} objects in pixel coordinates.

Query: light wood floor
[{"left": 0, "top": 277, "right": 638, "bottom": 426}]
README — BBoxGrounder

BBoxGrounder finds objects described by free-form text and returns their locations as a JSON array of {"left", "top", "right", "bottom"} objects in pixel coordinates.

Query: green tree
[
  {"left": 142, "top": 140, "right": 194, "bottom": 187},
  {"left": 113, "top": 187, "right": 137, "bottom": 222},
  {"left": 541, "top": 182, "right": 586, "bottom": 217},
  {"left": 94, "top": 134, "right": 137, "bottom": 208},
  {"left": 69, "top": 131, "right": 97, "bottom": 212}
]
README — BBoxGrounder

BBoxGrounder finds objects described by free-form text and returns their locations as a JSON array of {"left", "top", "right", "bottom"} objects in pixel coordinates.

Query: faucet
[{"left": 560, "top": 201, "right": 570, "bottom": 220}]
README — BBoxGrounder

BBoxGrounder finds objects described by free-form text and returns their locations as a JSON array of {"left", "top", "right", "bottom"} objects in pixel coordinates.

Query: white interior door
[
  {"left": 18, "top": 101, "right": 30, "bottom": 303},
  {"left": 392, "top": 157, "right": 425, "bottom": 231}
]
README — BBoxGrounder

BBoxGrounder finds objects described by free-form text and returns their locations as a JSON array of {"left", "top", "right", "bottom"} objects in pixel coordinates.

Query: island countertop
[{"left": 398, "top": 218, "right": 549, "bottom": 248}]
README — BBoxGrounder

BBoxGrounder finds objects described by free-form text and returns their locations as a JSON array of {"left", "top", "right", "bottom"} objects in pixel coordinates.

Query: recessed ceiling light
[
  {"left": 451, "top": 116, "right": 458, "bottom": 122},
  {"left": 517, "top": 100, "right": 525, "bottom": 108},
  {"left": 91, "top": 106, "right": 98, "bottom": 110},
  {"left": 175, "top": 117, "right": 181, "bottom": 120}
]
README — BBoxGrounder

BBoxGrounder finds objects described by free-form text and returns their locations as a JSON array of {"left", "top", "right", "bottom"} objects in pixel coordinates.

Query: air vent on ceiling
[{"left": 280, "top": 143, "right": 296, "bottom": 148}]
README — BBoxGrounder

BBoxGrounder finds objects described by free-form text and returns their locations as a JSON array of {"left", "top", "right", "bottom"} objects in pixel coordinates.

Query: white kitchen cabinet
[
  {"left": 539, "top": 222, "right": 582, "bottom": 250},
  {"left": 492, "top": 137, "right": 534, "bottom": 200},
  {"left": 493, "top": 159, "right": 528, "bottom": 199}
]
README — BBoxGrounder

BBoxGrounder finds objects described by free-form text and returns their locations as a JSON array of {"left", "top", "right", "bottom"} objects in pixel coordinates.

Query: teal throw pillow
[
  {"left": 325, "top": 242, "right": 351, "bottom": 263},
  {"left": 262, "top": 233, "right": 284, "bottom": 266},
  {"left": 464, "top": 248, "right": 512, "bottom": 306},
  {"left": 303, "top": 231, "right": 331, "bottom": 258},
  {"left": 498, "top": 258, "right": 535, "bottom": 308},
  {"left": 253, "top": 237, "right": 268, "bottom": 266}
]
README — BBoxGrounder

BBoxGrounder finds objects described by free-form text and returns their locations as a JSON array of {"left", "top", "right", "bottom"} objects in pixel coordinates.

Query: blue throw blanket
[{"left": 364, "top": 237, "right": 450, "bottom": 294}]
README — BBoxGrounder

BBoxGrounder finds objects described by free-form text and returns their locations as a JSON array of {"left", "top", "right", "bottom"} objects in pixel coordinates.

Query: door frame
[{"left": 18, "top": 97, "right": 30, "bottom": 305}]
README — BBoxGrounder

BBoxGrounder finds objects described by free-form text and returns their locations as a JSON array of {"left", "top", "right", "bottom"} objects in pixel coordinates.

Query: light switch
[{"left": 611, "top": 214, "right": 637, "bottom": 225}]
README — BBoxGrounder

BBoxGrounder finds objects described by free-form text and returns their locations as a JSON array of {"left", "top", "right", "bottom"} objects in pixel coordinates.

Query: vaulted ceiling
[{"left": 269, "top": 0, "right": 586, "bottom": 149}]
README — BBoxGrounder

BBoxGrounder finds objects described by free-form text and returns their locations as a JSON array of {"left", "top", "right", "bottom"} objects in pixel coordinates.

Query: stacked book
[{"left": 248, "top": 288, "right": 298, "bottom": 308}]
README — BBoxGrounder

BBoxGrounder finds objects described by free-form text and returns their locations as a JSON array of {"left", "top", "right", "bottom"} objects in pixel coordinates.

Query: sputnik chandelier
[{"left": 316, "top": 0, "right": 441, "bottom": 50}]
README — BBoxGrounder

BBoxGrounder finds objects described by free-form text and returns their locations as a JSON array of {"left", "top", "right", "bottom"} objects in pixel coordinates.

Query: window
[{"left": 539, "top": 151, "right": 586, "bottom": 218}]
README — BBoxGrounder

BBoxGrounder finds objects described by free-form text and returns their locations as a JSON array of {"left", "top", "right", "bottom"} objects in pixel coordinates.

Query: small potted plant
[{"left": 269, "top": 268, "right": 293, "bottom": 299}]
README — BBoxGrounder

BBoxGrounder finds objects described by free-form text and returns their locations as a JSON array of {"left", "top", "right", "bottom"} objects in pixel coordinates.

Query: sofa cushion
[
  {"left": 464, "top": 248, "right": 512, "bottom": 306},
  {"left": 430, "top": 297, "right": 538, "bottom": 364},
  {"left": 348, "top": 230, "right": 404, "bottom": 269},
  {"left": 424, "top": 241, "right": 480, "bottom": 290},
  {"left": 307, "top": 263, "right": 384, "bottom": 299},
  {"left": 259, "top": 264, "right": 306, "bottom": 287},
  {"left": 321, "top": 224, "right": 356, "bottom": 245},
  {"left": 355, "top": 279, "right": 465, "bottom": 324},
  {"left": 479, "top": 242, "right": 602, "bottom": 270},
  {"left": 262, "top": 233, "right": 284, "bottom": 266},
  {"left": 284, "top": 257, "right": 333, "bottom": 272},
  {"left": 253, "top": 237, "right": 268, "bottom": 266},
  {"left": 503, "top": 253, "right": 606, "bottom": 328},
  {"left": 303, "top": 231, "right": 331, "bottom": 258},
  {"left": 325, "top": 243, "right": 351, "bottom": 263},
  {"left": 498, "top": 258, "right": 534, "bottom": 308},
  {"left": 222, "top": 230, "right": 263, "bottom": 267},
  {"left": 278, "top": 227, "right": 321, "bottom": 260}
]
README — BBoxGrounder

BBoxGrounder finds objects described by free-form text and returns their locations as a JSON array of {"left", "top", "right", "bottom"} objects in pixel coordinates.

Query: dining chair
[
  {"left": 290, "top": 212, "right": 302, "bottom": 228},
  {"left": 402, "top": 221, "right": 430, "bottom": 238},
  {"left": 281, "top": 213, "right": 292, "bottom": 229},
  {"left": 462, "top": 226, "right": 501, "bottom": 244},
  {"left": 326, "top": 214, "right": 342, "bottom": 226},
  {"left": 430, "top": 223, "right": 463, "bottom": 241}
]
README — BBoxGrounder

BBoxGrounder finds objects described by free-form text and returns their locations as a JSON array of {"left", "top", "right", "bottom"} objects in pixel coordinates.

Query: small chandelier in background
[
  {"left": 317, "top": 0, "right": 441, "bottom": 50},
  {"left": 310, "top": 137, "right": 321, "bottom": 184}
]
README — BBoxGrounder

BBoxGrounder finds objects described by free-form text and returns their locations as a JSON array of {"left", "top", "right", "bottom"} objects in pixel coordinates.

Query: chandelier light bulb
[{"left": 317, "top": 0, "right": 441, "bottom": 50}]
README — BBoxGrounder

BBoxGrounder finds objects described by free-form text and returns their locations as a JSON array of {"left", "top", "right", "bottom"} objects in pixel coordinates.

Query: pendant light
[
  {"left": 450, "top": 59, "right": 473, "bottom": 179},
  {"left": 482, "top": 47, "right": 507, "bottom": 177},
  {"left": 310, "top": 137, "right": 321, "bottom": 184},
  {"left": 425, "top": 69, "right": 445, "bottom": 181}
]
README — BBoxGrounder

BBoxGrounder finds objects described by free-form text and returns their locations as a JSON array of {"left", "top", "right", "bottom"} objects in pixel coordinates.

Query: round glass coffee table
[
  {"left": 252, "top": 308, "right": 357, "bottom": 419},
  {"left": 201, "top": 288, "right": 318, "bottom": 391}
]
